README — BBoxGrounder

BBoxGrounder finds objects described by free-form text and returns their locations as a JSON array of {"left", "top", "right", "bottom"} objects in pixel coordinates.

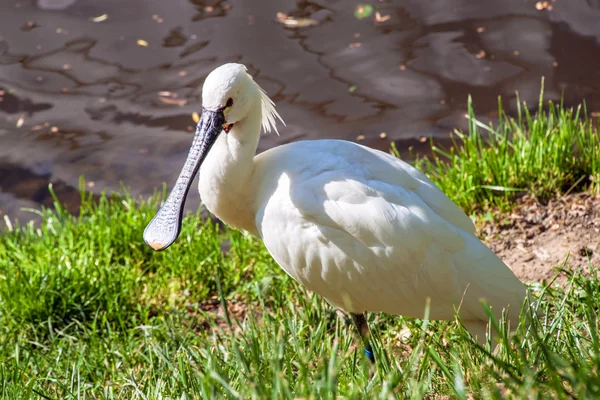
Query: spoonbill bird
[{"left": 144, "top": 63, "right": 527, "bottom": 363}]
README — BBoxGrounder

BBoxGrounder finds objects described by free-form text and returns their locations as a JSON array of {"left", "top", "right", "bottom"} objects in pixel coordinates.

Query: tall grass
[
  {"left": 1, "top": 186, "right": 599, "bottom": 398},
  {"left": 396, "top": 82, "right": 600, "bottom": 211}
]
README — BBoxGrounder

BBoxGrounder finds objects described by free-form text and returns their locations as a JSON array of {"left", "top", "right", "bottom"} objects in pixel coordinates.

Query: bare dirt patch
[
  {"left": 193, "top": 296, "right": 262, "bottom": 333},
  {"left": 478, "top": 192, "right": 600, "bottom": 283}
]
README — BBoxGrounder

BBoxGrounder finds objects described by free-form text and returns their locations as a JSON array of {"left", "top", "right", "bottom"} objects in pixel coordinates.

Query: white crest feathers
[{"left": 259, "top": 86, "right": 285, "bottom": 135}]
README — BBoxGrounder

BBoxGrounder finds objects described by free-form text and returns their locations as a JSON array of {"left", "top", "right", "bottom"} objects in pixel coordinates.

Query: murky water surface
[{"left": 1, "top": 0, "right": 600, "bottom": 226}]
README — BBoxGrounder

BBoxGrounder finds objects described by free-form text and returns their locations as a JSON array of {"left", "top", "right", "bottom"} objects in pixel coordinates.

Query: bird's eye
[{"left": 226, "top": 98, "right": 233, "bottom": 107}]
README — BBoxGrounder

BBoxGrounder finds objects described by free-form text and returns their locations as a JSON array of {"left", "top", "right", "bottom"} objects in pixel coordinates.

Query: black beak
[{"left": 143, "top": 107, "right": 225, "bottom": 251}]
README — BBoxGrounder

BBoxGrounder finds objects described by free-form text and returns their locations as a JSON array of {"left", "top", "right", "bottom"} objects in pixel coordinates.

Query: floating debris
[
  {"left": 419, "top": 136, "right": 427, "bottom": 143},
  {"left": 475, "top": 50, "right": 486, "bottom": 59},
  {"left": 399, "top": 64, "right": 407, "bottom": 71},
  {"left": 159, "top": 97, "right": 187, "bottom": 106},
  {"left": 158, "top": 92, "right": 187, "bottom": 106},
  {"left": 354, "top": 4, "right": 374, "bottom": 20},
  {"left": 152, "top": 14, "right": 164, "bottom": 23},
  {"left": 91, "top": 14, "right": 108, "bottom": 22},
  {"left": 348, "top": 42, "right": 361, "bottom": 48},
  {"left": 356, "top": 134, "right": 365, "bottom": 141},
  {"left": 535, "top": 1, "right": 552, "bottom": 11},
  {"left": 50, "top": 126, "right": 59, "bottom": 133},
  {"left": 375, "top": 11, "right": 390, "bottom": 23},
  {"left": 348, "top": 85, "right": 357, "bottom": 93},
  {"left": 22, "top": 21, "right": 37, "bottom": 31},
  {"left": 275, "top": 12, "right": 319, "bottom": 28},
  {"left": 16, "top": 116, "right": 24, "bottom": 128},
  {"left": 476, "top": 26, "right": 485, "bottom": 33},
  {"left": 178, "top": 70, "right": 187, "bottom": 77},
  {"left": 192, "top": 112, "right": 200, "bottom": 123},
  {"left": 379, "top": 132, "right": 387, "bottom": 139},
  {"left": 137, "top": 39, "right": 149, "bottom": 47}
]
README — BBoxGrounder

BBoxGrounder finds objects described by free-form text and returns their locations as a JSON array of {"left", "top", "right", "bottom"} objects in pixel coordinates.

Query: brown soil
[
  {"left": 194, "top": 296, "right": 262, "bottom": 334},
  {"left": 478, "top": 192, "right": 600, "bottom": 283}
]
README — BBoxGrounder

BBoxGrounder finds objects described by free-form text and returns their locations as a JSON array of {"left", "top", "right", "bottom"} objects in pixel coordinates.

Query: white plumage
[{"left": 144, "top": 63, "right": 528, "bottom": 352}]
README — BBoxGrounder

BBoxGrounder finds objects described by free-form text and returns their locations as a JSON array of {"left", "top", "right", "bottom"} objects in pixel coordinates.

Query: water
[{"left": 1, "top": 0, "right": 600, "bottom": 227}]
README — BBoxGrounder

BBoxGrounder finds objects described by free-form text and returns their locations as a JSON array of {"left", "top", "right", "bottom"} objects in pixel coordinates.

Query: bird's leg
[{"left": 350, "top": 313, "right": 375, "bottom": 364}]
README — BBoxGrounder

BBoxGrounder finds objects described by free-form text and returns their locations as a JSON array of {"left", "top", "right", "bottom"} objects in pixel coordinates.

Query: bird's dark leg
[{"left": 350, "top": 313, "right": 375, "bottom": 364}]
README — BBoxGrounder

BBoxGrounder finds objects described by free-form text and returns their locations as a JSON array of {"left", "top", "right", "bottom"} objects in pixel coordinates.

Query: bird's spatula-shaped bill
[{"left": 143, "top": 108, "right": 225, "bottom": 251}]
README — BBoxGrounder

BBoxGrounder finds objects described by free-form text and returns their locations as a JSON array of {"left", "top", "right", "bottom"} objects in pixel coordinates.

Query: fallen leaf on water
[
  {"left": 419, "top": 136, "right": 427, "bottom": 143},
  {"left": 379, "top": 132, "right": 387, "bottom": 139},
  {"left": 475, "top": 50, "right": 486, "bottom": 59},
  {"left": 16, "top": 116, "right": 24, "bottom": 128},
  {"left": 354, "top": 4, "right": 374, "bottom": 19},
  {"left": 275, "top": 12, "right": 318, "bottom": 28},
  {"left": 375, "top": 11, "right": 390, "bottom": 23},
  {"left": 159, "top": 97, "right": 187, "bottom": 106},
  {"left": 356, "top": 135, "right": 365, "bottom": 141},
  {"left": 91, "top": 14, "right": 108, "bottom": 22},
  {"left": 348, "top": 85, "right": 357, "bottom": 93},
  {"left": 535, "top": 1, "right": 552, "bottom": 10},
  {"left": 476, "top": 26, "right": 485, "bottom": 33},
  {"left": 137, "top": 39, "right": 149, "bottom": 47},
  {"left": 192, "top": 112, "right": 200, "bottom": 123}
]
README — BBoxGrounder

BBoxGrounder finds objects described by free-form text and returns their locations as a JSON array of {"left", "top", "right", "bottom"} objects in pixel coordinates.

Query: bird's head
[
  {"left": 142, "top": 63, "right": 283, "bottom": 251},
  {"left": 202, "top": 63, "right": 283, "bottom": 135}
]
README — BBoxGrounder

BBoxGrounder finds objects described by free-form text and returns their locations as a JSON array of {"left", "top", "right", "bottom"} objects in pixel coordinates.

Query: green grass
[
  {"left": 2, "top": 90, "right": 600, "bottom": 398},
  {"left": 395, "top": 81, "right": 600, "bottom": 211}
]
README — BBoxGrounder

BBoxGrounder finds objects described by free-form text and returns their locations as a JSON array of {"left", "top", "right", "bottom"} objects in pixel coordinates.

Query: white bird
[{"left": 144, "top": 63, "right": 528, "bottom": 363}]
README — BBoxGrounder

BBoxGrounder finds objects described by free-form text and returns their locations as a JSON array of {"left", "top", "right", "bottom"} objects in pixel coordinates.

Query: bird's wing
[
  {"left": 360, "top": 144, "right": 476, "bottom": 235},
  {"left": 255, "top": 141, "right": 525, "bottom": 321}
]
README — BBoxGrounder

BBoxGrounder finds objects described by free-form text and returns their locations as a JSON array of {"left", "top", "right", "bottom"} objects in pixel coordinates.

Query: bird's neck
[{"left": 198, "top": 102, "right": 261, "bottom": 235}]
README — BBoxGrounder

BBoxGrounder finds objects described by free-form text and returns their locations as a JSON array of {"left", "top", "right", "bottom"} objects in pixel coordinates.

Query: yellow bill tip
[{"left": 147, "top": 241, "right": 167, "bottom": 251}]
